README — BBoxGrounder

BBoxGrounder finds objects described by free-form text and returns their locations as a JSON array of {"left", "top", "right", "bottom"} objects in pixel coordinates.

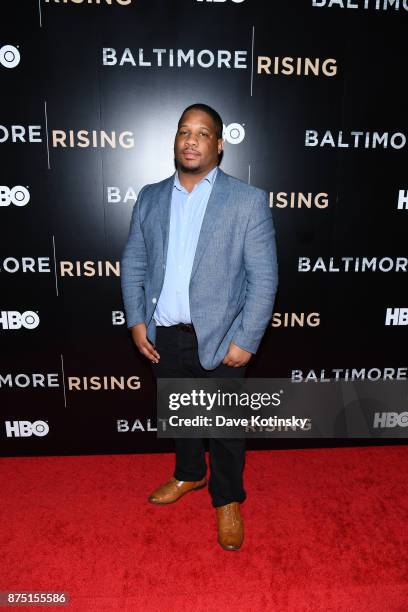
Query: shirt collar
[{"left": 174, "top": 165, "right": 218, "bottom": 192}]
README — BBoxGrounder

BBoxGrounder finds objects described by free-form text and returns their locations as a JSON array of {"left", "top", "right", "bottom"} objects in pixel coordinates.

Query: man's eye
[
  {"left": 179, "top": 130, "right": 188, "bottom": 135},
  {"left": 200, "top": 132, "right": 209, "bottom": 137}
]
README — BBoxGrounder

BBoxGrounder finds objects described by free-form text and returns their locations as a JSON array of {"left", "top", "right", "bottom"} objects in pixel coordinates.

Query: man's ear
[{"left": 218, "top": 138, "right": 224, "bottom": 154}]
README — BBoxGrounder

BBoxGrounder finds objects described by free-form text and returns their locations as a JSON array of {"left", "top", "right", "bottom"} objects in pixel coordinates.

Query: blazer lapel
[
  {"left": 190, "top": 168, "right": 229, "bottom": 282},
  {"left": 158, "top": 175, "right": 174, "bottom": 263}
]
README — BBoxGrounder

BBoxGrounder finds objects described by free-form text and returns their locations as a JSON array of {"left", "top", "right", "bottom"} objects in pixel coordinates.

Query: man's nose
[{"left": 185, "top": 132, "right": 199, "bottom": 147}]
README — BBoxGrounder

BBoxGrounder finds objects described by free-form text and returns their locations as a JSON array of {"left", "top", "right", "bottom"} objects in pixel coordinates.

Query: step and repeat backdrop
[{"left": 1, "top": 0, "right": 407, "bottom": 456}]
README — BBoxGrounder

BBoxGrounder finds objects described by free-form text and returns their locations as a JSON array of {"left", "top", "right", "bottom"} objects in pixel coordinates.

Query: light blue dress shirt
[{"left": 154, "top": 165, "right": 218, "bottom": 326}]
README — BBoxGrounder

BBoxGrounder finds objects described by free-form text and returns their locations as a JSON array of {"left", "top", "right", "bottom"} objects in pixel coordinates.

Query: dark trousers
[{"left": 151, "top": 324, "right": 247, "bottom": 508}]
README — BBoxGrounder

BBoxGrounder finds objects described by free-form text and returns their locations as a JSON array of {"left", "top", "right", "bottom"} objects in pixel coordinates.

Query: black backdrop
[{"left": 1, "top": 0, "right": 407, "bottom": 456}]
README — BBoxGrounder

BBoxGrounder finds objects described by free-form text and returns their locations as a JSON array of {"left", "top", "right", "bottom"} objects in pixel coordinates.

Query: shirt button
[{"left": 152, "top": 297, "right": 157, "bottom": 304}]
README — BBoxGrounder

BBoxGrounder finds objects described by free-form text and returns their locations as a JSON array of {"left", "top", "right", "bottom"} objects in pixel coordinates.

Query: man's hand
[
  {"left": 222, "top": 341, "right": 252, "bottom": 367},
  {"left": 130, "top": 323, "right": 160, "bottom": 363}
]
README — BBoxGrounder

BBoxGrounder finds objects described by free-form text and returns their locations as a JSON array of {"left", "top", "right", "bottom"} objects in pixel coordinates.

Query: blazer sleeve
[
  {"left": 231, "top": 189, "right": 278, "bottom": 354},
  {"left": 120, "top": 185, "right": 149, "bottom": 329}
]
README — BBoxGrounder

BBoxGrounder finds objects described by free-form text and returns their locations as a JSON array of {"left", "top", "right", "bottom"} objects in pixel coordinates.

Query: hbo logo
[
  {"left": 373, "top": 412, "right": 408, "bottom": 428},
  {"left": 0, "top": 45, "right": 20, "bottom": 69},
  {"left": 223, "top": 123, "right": 245, "bottom": 145},
  {"left": 0, "top": 186, "right": 30, "bottom": 207},
  {"left": 0, "top": 311, "right": 39, "bottom": 330},
  {"left": 5, "top": 420, "right": 49, "bottom": 438},
  {"left": 385, "top": 307, "right": 408, "bottom": 326}
]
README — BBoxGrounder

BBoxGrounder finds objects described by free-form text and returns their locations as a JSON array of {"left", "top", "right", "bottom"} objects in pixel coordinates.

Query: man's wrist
[
  {"left": 129, "top": 321, "right": 145, "bottom": 330},
  {"left": 230, "top": 340, "right": 253, "bottom": 355}
]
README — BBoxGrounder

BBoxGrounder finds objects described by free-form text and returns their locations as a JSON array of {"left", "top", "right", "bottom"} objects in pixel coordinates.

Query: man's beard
[{"left": 175, "top": 159, "right": 203, "bottom": 174}]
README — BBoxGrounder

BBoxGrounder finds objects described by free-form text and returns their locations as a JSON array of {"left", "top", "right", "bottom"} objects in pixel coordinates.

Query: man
[{"left": 121, "top": 103, "right": 278, "bottom": 551}]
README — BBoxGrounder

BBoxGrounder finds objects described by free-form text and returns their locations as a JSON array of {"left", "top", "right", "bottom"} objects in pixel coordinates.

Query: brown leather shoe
[
  {"left": 216, "top": 502, "right": 244, "bottom": 551},
  {"left": 148, "top": 476, "right": 207, "bottom": 504}
]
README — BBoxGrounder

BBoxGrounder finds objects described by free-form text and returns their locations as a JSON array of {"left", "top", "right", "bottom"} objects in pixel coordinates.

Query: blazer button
[{"left": 152, "top": 297, "right": 157, "bottom": 304}]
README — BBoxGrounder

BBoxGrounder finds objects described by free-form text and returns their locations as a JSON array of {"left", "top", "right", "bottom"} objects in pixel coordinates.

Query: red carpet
[{"left": 1, "top": 447, "right": 408, "bottom": 611}]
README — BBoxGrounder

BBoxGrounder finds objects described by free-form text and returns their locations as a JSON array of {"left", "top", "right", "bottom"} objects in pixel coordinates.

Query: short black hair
[{"left": 179, "top": 103, "right": 223, "bottom": 139}]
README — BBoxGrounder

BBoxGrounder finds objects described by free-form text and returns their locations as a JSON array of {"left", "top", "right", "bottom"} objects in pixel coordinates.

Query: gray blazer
[{"left": 120, "top": 167, "right": 278, "bottom": 370}]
